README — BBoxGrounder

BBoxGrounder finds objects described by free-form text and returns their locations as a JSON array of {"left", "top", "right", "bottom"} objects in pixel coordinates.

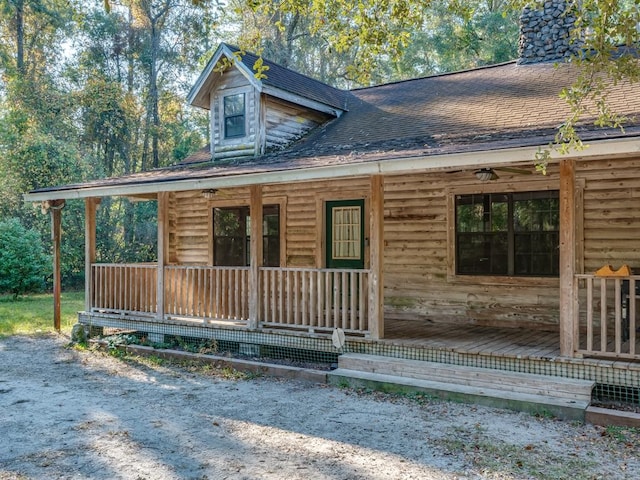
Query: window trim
[
  {"left": 314, "top": 189, "right": 370, "bottom": 269},
  {"left": 207, "top": 196, "right": 287, "bottom": 268},
  {"left": 217, "top": 86, "right": 251, "bottom": 144},
  {"left": 223, "top": 92, "right": 246, "bottom": 139},
  {"left": 455, "top": 190, "right": 560, "bottom": 277},
  {"left": 445, "top": 179, "right": 579, "bottom": 286}
]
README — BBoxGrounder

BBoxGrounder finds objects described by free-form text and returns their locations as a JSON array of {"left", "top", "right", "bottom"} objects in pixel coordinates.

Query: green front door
[{"left": 326, "top": 199, "right": 365, "bottom": 269}]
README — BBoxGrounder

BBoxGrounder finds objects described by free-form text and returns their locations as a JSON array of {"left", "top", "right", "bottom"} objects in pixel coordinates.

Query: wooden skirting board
[{"left": 328, "top": 353, "right": 594, "bottom": 421}]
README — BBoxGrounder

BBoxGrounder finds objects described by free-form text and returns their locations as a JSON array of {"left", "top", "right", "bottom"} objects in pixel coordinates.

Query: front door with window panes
[{"left": 326, "top": 199, "right": 365, "bottom": 269}]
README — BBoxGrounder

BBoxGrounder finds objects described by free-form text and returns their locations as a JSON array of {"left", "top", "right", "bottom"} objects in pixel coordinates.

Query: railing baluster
[
  {"left": 301, "top": 271, "right": 307, "bottom": 326},
  {"left": 631, "top": 278, "right": 636, "bottom": 356},
  {"left": 574, "top": 273, "right": 640, "bottom": 360},
  {"left": 309, "top": 271, "right": 316, "bottom": 328},
  {"left": 586, "top": 276, "right": 593, "bottom": 352},
  {"left": 317, "top": 271, "right": 323, "bottom": 328},
  {"left": 350, "top": 271, "right": 357, "bottom": 330},
  {"left": 341, "top": 271, "right": 348, "bottom": 330},
  {"left": 615, "top": 278, "right": 622, "bottom": 354},
  {"left": 90, "top": 265, "right": 372, "bottom": 334},
  {"left": 599, "top": 278, "right": 607, "bottom": 352}
]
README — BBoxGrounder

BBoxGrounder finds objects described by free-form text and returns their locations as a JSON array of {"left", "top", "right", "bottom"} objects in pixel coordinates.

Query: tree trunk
[{"left": 15, "top": 0, "right": 25, "bottom": 74}]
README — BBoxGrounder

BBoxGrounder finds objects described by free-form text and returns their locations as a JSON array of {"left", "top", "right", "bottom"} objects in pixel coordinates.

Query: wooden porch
[
  {"left": 384, "top": 320, "right": 560, "bottom": 359},
  {"left": 87, "top": 263, "right": 640, "bottom": 362}
]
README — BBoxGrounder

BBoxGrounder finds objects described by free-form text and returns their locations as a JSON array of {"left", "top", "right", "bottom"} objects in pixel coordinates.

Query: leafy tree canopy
[
  {"left": 236, "top": 0, "right": 640, "bottom": 165},
  {"left": 0, "top": 218, "right": 51, "bottom": 298}
]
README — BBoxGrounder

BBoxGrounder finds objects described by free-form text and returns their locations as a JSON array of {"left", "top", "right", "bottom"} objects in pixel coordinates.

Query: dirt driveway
[{"left": 1, "top": 334, "right": 638, "bottom": 480}]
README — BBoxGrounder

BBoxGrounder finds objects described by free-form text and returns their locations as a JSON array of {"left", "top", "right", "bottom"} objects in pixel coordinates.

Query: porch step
[{"left": 328, "top": 353, "right": 594, "bottom": 421}]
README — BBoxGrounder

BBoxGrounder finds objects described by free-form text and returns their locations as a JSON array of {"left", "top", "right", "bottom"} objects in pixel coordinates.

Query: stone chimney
[{"left": 518, "top": 0, "right": 582, "bottom": 64}]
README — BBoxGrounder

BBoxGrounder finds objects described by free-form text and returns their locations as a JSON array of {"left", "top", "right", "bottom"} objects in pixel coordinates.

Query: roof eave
[
  {"left": 262, "top": 85, "right": 345, "bottom": 117},
  {"left": 187, "top": 43, "right": 263, "bottom": 109},
  {"left": 23, "top": 136, "right": 640, "bottom": 203}
]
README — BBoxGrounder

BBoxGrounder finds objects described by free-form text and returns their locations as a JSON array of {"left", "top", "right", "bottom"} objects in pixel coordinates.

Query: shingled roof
[
  {"left": 225, "top": 44, "right": 349, "bottom": 112},
  {"left": 26, "top": 56, "right": 640, "bottom": 199},
  {"left": 187, "top": 43, "right": 348, "bottom": 114},
  {"left": 284, "top": 60, "right": 640, "bottom": 158}
]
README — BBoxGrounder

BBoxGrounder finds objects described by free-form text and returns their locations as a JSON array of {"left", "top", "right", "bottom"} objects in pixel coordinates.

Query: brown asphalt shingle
[{"left": 29, "top": 58, "right": 640, "bottom": 195}]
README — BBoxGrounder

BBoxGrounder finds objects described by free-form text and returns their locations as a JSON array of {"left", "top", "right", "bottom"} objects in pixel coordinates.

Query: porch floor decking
[{"left": 382, "top": 320, "right": 561, "bottom": 360}]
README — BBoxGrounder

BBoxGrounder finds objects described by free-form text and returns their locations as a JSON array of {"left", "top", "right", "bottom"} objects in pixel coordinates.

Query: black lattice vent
[{"left": 592, "top": 383, "right": 640, "bottom": 412}]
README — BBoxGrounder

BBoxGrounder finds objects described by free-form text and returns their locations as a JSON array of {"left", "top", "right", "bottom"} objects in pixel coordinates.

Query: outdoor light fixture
[
  {"left": 202, "top": 189, "right": 218, "bottom": 199},
  {"left": 474, "top": 168, "right": 496, "bottom": 182}
]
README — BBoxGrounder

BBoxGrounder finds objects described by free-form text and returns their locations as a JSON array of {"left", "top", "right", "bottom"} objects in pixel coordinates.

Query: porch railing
[
  {"left": 90, "top": 264, "right": 369, "bottom": 334},
  {"left": 575, "top": 274, "right": 639, "bottom": 360},
  {"left": 91, "top": 263, "right": 158, "bottom": 315},
  {"left": 164, "top": 266, "right": 250, "bottom": 321},
  {"left": 260, "top": 267, "right": 369, "bottom": 334}
]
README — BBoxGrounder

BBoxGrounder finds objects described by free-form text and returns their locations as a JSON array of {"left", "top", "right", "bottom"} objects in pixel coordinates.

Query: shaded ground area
[{"left": 1, "top": 335, "right": 638, "bottom": 480}]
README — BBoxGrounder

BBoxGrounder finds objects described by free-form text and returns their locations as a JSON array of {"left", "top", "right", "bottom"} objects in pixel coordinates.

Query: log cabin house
[{"left": 26, "top": 1, "right": 640, "bottom": 416}]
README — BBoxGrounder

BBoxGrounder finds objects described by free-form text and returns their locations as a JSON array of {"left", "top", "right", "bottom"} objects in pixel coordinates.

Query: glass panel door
[{"left": 326, "top": 199, "right": 365, "bottom": 269}]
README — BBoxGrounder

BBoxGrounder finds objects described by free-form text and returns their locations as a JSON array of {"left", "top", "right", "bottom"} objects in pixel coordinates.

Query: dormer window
[{"left": 223, "top": 93, "right": 246, "bottom": 138}]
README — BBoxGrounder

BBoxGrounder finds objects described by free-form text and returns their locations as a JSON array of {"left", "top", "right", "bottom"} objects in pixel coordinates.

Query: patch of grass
[
  {"left": 604, "top": 425, "right": 640, "bottom": 446},
  {"left": 441, "top": 428, "right": 598, "bottom": 480},
  {"left": 0, "top": 291, "right": 84, "bottom": 336}
]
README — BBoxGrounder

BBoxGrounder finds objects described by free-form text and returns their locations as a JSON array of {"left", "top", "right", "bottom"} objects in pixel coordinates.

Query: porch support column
[
  {"left": 369, "top": 175, "right": 384, "bottom": 339},
  {"left": 84, "top": 198, "right": 99, "bottom": 312},
  {"left": 559, "top": 159, "right": 577, "bottom": 357},
  {"left": 249, "top": 184, "right": 263, "bottom": 329},
  {"left": 50, "top": 200, "right": 65, "bottom": 331},
  {"left": 157, "top": 192, "right": 169, "bottom": 321}
]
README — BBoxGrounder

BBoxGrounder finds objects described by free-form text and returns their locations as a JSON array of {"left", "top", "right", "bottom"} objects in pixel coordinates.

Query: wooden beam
[
  {"left": 157, "top": 192, "right": 169, "bottom": 321},
  {"left": 559, "top": 159, "right": 577, "bottom": 357},
  {"left": 50, "top": 200, "right": 65, "bottom": 331},
  {"left": 84, "top": 198, "right": 99, "bottom": 312},
  {"left": 249, "top": 185, "right": 263, "bottom": 329},
  {"left": 369, "top": 175, "right": 384, "bottom": 339}
]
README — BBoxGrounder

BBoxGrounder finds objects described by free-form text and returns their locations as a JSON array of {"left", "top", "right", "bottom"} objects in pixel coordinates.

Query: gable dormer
[{"left": 187, "top": 43, "right": 348, "bottom": 161}]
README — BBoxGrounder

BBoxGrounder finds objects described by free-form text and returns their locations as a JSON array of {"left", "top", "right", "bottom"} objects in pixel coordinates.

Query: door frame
[{"left": 325, "top": 198, "right": 366, "bottom": 269}]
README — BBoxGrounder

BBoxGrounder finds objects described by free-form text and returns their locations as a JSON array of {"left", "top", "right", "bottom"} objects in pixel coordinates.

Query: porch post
[
  {"left": 50, "top": 200, "right": 65, "bottom": 331},
  {"left": 84, "top": 198, "right": 99, "bottom": 312},
  {"left": 156, "top": 192, "right": 169, "bottom": 320},
  {"left": 249, "top": 184, "right": 263, "bottom": 329},
  {"left": 369, "top": 174, "right": 384, "bottom": 339},
  {"left": 559, "top": 159, "right": 577, "bottom": 357}
]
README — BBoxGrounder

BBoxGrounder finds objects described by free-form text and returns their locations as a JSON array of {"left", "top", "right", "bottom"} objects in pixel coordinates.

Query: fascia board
[
  {"left": 23, "top": 137, "right": 640, "bottom": 202},
  {"left": 262, "top": 85, "right": 344, "bottom": 117},
  {"left": 187, "top": 44, "right": 263, "bottom": 108}
]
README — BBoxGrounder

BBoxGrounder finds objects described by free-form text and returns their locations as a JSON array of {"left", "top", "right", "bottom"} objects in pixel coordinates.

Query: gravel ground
[{"left": 0, "top": 334, "right": 638, "bottom": 480}]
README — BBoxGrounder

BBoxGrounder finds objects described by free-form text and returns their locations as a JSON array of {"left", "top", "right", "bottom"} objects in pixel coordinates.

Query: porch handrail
[
  {"left": 164, "top": 265, "right": 250, "bottom": 321},
  {"left": 91, "top": 263, "right": 158, "bottom": 315},
  {"left": 259, "top": 267, "right": 370, "bottom": 334},
  {"left": 575, "top": 273, "right": 639, "bottom": 360}
]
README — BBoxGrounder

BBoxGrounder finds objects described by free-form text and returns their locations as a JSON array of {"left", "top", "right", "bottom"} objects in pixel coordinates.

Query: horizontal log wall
[
  {"left": 578, "top": 157, "right": 640, "bottom": 272},
  {"left": 575, "top": 156, "right": 640, "bottom": 349},
  {"left": 263, "top": 179, "right": 370, "bottom": 267},
  {"left": 264, "top": 97, "right": 330, "bottom": 151},
  {"left": 169, "top": 188, "right": 250, "bottom": 265},
  {"left": 383, "top": 168, "right": 561, "bottom": 330},
  {"left": 166, "top": 157, "right": 640, "bottom": 333},
  {"left": 211, "top": 69, "right": 257, "bottom": 160}
]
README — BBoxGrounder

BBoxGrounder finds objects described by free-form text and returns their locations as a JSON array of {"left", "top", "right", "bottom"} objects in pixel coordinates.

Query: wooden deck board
[{"left": 382, "top": 319, "right": 561, "bottom": 359}]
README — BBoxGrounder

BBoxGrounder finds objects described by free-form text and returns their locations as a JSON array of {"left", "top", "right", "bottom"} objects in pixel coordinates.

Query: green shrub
[{"left": 0, "top": 218, "right": 51, "bottom": 298}]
